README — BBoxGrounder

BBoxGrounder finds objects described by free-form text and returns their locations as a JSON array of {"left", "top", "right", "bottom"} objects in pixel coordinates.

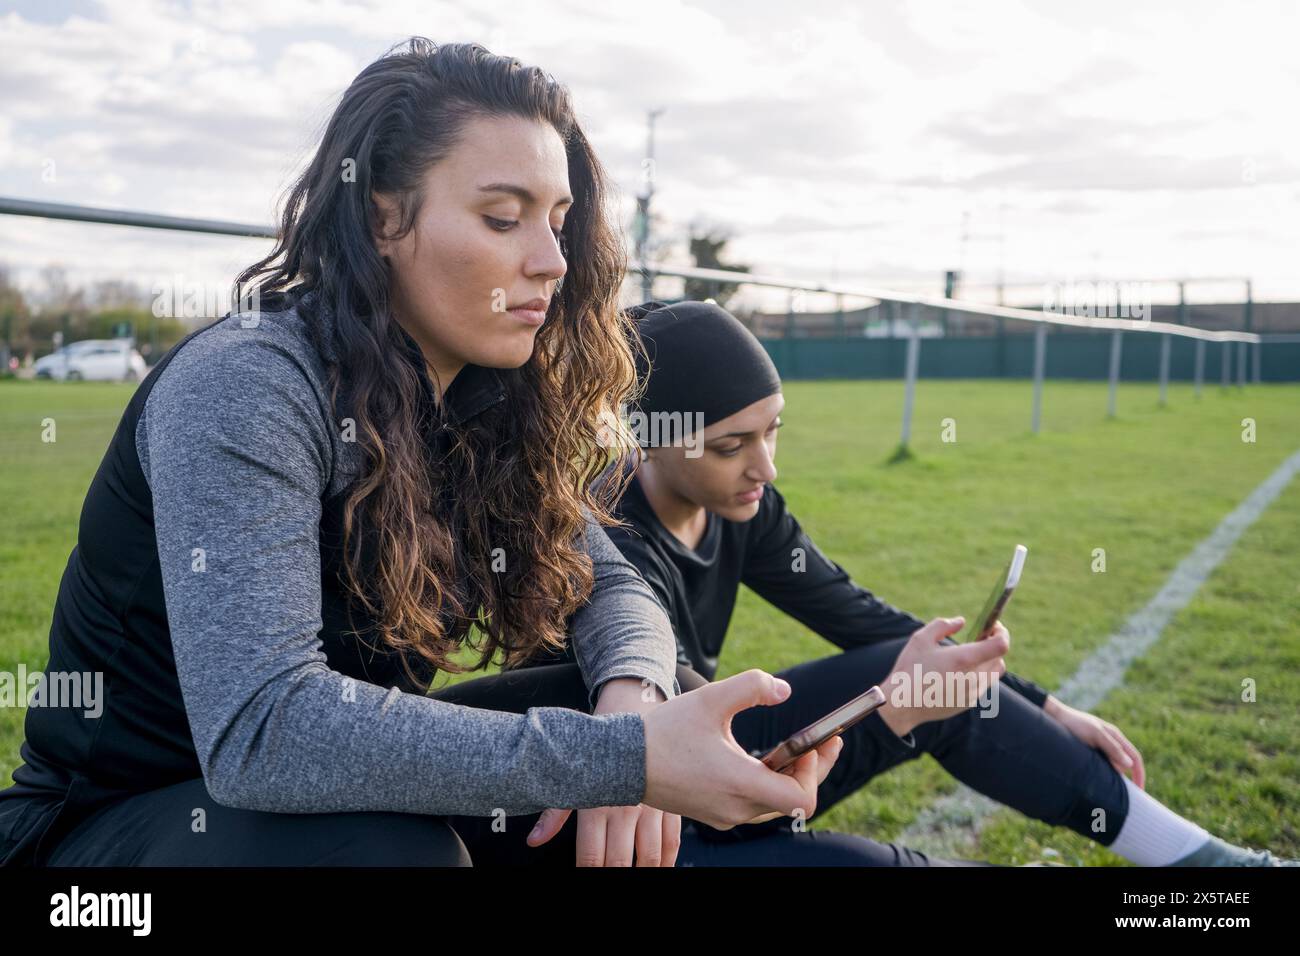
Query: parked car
[{"left": 33, "top": 340, "right": 148, "bottom": 382}]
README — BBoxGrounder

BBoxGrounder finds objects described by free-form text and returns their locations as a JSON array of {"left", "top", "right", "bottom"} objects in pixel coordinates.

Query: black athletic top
[{"left": 536, "top": 455, "right": 1051, "bottom": 708}]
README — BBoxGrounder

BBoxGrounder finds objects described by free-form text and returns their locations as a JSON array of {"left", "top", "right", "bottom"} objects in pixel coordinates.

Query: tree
[
  {"left": 684, "top": 222, "right": 750, "bottom": 312},
  {"left": 15, "top": 268, "right": 187, "bottom": 361},
  {"left": 33, "top": 265, "right": 91, "bottom": 354},
  {"left": 89, "top": 278, "right": 150, "bottom": 311},
  {"left": 89, "top": 306, "right": 186, "bottom": 358}
]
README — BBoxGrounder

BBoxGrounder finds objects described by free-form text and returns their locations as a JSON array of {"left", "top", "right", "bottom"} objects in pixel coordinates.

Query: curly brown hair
[{"left": 234, "top": 37, "right": 643, "bottom": 689}]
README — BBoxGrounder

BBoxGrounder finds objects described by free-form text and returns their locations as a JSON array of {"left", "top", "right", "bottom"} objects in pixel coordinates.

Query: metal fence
[
  {"left": 633, "top": 261, "right": 1285, "bottom": 452},
  {"left": 1, "top": 196, "right": 1289, "bottom": 454}
]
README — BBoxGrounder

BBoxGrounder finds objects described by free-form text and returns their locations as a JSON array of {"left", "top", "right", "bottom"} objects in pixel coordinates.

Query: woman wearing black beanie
[{"left": 527, "top": 298, "right": 1296, "bottom": 868}]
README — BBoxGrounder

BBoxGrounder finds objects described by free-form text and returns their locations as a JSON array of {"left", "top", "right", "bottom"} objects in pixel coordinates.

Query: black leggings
[
  {"left": 43, "top": 645, "right": 1118, "bottom": 866},
  {"left": 42, "top": 664, "right": 612, "bottom": 866},
  {"left": 42, "top": 662, "right": 959, "bottom": 866}
]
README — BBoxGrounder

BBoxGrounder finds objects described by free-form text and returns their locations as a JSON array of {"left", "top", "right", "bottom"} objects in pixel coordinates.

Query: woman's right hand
[
  {"left": 739, "top": 735, "right": 843, "bottom": 826},
  {"left": 639, "top": 669, "right": 843, "bottom": 831},
  {"left": 876, "top": 616, "right": 1010, "bottom": 737}
]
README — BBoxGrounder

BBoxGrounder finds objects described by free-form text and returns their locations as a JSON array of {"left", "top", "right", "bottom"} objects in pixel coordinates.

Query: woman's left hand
[
  {"left": 1045, "top": 697, "right": 1146, "bottom": 789},
  {"left": 526, "top": 804, "right": 681, "bottom": 866},
  {"left": 525, "top": 675, "right": 680, "bottom": 864}
]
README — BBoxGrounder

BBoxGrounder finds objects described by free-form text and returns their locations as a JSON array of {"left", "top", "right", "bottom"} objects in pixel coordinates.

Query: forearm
[
  {"left": 594, "top": 676, "right": 667, "bottom": 717},
  {"left": 877, "top": 699, "right": 920, "bottom": 738},
  {"left": 1001, "top": 670, "right": 1052, "bottom": 708},
  {"left": 568, "top": 514, "right": 682, "bottom": 708},
  {"left": 743, "top": 492, "right": 924, "bottom": 651},
  {"left": 198, "top": 664, "right": 648, "bottom": 816}
]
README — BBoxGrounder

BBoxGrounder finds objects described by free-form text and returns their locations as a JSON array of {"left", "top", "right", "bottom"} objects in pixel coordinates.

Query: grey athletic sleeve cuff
[
  {"left": 135, "top": 318, "right": 649, "bottom": 816},
  {"left": 568, "top": 512, "right": 683, "bottom": 710}
]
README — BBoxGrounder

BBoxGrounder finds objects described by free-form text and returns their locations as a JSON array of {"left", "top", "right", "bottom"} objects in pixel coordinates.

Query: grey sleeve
[
  {"left": 567, "top": 515, "right": 683, "bottom": 710},
  {"left": 136, "top": 326, "right": 646, "bottom": 816}
]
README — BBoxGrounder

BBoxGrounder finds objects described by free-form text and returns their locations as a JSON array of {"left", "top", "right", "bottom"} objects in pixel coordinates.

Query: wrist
[
  {"left": 878, "top": 700, "right": 918, "bottom": 738},
  {"left": 594, "top": 677, "right": 665, "bottom": 717}
]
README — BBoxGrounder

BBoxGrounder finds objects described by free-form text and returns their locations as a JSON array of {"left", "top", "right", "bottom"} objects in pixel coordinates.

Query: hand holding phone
[{"left": 751, "top": 685, "right": 886, "bottom": 773}]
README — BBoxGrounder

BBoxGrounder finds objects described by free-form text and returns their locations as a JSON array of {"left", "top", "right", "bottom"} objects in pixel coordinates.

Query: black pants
[
  {"left": 439, "top": 660, "right": 984, "bottom": 866},
  {"left": 42, "top": 644, "right": 1117, "bottom": 866},
  {"left": 40, "top": 661, "right": 961, "bottom": 866},
  {"left": 684, "top": 639, "right": 1130, "bottom": 857},
  {"left": 37, "top": 660, "right": 960, "bottom": 866},
  {"left": 41, "top": 664, "right": 619, "bottom": 866}
]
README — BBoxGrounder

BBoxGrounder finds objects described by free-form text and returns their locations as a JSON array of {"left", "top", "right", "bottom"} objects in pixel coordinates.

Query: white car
[{"left": 34, "top": 340, "right": 148, "bottom": 382}]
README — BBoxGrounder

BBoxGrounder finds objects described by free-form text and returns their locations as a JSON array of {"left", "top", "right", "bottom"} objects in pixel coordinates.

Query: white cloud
[{"left": 0, "top": 0, "right": 1297, "bottom": 303}]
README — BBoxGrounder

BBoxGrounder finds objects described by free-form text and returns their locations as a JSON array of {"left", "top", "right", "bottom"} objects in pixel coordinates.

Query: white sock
[{"left": 1107, "top": 777, "right": 1211, "bottom": 866}]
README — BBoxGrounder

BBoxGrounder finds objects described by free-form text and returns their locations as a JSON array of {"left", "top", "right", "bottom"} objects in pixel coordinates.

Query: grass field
[{"left": 2, "top": 376, "right": 1297, "bottom": 865}]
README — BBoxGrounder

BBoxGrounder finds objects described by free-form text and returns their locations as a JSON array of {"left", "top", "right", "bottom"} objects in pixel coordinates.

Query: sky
[{"left": 1, "top": 0, "right": 1297, "bottom": 316}]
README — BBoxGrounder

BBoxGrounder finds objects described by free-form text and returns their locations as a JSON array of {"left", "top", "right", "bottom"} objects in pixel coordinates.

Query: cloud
[
  {"left": 920, "top": 151, "right": 1297, "bottom": 191},
  {"left": 0, "top": 0, "right": 1297, "bottom": 298}
]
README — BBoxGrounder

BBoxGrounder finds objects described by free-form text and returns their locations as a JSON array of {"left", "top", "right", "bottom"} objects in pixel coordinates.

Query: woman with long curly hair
[{"left": 0, "top": 38, "right": 838, "bottom": 868}]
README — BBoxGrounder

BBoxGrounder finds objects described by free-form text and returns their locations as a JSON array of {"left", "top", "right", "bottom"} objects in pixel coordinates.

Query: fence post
[
  {"left": 784, "top": 289, "right": 797, "bottom": 378},
  {"left": 996, "top": 317, "right": 1007, "bottom": 377},
  {"left": 1252, "top": 341, "right": 1262, "bottom": 383},
  {"left": 1031, "top": 322, "right": 1047, "bottom": 434},
  {"left": 1107, "top": 329, "right": 1123, "bottom": 418},
  {"left": 1158, "top": 333, "right": 1171, "bottom": 406},
  {"left": 900, "top": 302, "right": 921, "bottom": 450},
  {"left": 1236, "top": 340, "right": 1247, "bottom": 388},
  {"left": 1221, "top": 342, "right": 1230, "bottom": 387},
  {"left": 1194, "top": 338, "right": 1205, "bottom": 399}
]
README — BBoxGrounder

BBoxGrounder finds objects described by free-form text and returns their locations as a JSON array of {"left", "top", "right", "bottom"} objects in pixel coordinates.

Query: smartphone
[
  {"left": 752, "top": 685, "right": 887, "bottom": 773},
  {"left": 958, "top": 544, "right": 1027, "bottom": 643}
]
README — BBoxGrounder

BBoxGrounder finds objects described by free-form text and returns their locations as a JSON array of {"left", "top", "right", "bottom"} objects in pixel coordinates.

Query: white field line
[{"left": 897, "top": 447, "right": 1300, "bottom": 861}]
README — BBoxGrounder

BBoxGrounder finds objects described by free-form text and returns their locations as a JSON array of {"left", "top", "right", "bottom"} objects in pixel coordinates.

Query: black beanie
[{"left": 624, "top": 300, "right": 782, "bottom": 446}]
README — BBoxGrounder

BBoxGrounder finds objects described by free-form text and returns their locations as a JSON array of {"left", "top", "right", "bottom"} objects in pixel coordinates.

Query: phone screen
[{"left": 958, "top": 544, "right": 1027, "bottom": 643}]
